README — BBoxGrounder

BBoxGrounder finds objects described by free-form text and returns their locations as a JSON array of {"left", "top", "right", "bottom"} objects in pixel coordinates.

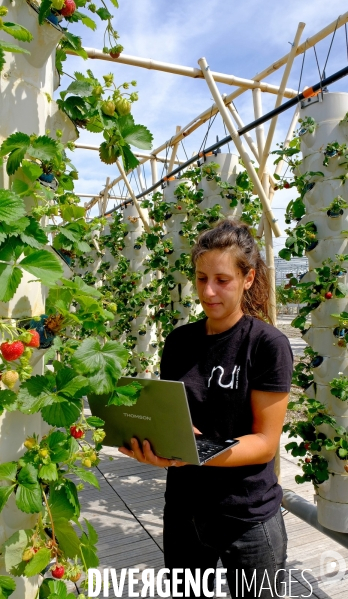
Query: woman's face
[{"left": 195, "top": 249, "right": 255, "bottom": 328}]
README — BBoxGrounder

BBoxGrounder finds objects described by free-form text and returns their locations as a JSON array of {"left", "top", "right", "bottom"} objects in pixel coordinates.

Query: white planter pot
[
  {"left": 164, "top": 213, "right": 185, "bottom": 231},
  {"left": 320, "top": 448, "right": 348, "bottom": 474},
  {"left": 0, "top": 270, "right": 47, "bottom": 319},
  {"left": 303, "top": 179, "right": 348, "bottom": 211},
  {"left": 311, "top": 297, "right": 348, "bottom": 328},
  {"left": 316, "top": 495, "right": 348, "bottom": 532},
  {"left": 302, "top": 326, "right": 347, "bottom": 358},
  {"left": 163, "top": 179, "right": 192, "bottom": 209},
  {"left": 307, "top": 238, "right": 348, "bottom": 270},
  {"left": 317, "top": 471, "right": 348, "bottom": 503},
  {"left": 315, "top": 384, "right": 348, "bottom": 417},
  {"left": 300, "top": 93, "right": 348, "bottom": 155},
  {"left": 311, "top": 355, "right": 348, "bottom": 386},
  {"left": 197, "top": 154, "right": 243, "bottom": 197},
  {"left": 300, "top": 210, "right": 348, "bottom": 239}
]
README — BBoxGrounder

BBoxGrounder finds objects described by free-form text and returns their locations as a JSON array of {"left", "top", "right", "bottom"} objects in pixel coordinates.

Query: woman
[{"left": 119, "top": 219, "right": 293, "bottom": 598}]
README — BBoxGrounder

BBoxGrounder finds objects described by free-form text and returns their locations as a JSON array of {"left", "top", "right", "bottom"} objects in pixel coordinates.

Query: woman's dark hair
[{"left": 191, "top": 219, "right": 272, "bottom": 323}]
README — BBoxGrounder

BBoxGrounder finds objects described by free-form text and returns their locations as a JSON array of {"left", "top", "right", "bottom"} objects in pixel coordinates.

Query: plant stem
[{"left": 41, "top": 485, "right": 58, "bottom": 560}]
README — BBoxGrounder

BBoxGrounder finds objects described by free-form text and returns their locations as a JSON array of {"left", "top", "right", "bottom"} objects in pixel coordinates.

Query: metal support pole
[
  {"left": 282, "top": 490, "right": 348, "bottom": 550},
  {"left": 198, "top": 56, "right": 281, "bottom": 238}
]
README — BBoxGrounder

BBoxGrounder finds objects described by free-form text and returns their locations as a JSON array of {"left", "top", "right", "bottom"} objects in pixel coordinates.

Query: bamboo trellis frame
[{"left": 80, "top": 11, "right": 348, "bottom": 213}]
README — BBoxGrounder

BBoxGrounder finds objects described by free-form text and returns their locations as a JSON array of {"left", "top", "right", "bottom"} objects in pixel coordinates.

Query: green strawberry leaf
[
  {"left": 11, "top": 179, "right": 30, "bottom": 196},
  {"left": 17, "top": 374, "right": 57, "bottom": 414},
  {"left": 0, "top": 462, "right": 17, "bottom": 482},
  {"left": 48, "top": 486, "right": 75, "bottom": 521},
  {"left": 38, "top": 578, "right": 75, "bottom": 599},
  {"left": 54, "top": 518, "right": 81, "bottom": 559},
  {"left": 74, "top": 10, "right": 97, "bottom": 30},
  {"left": 121, "top": 144, "right": 139, "bottom": 172},
  {"left": 39, "top": 0, "right": 52, "bottom": 24},
  {"left": 29, "top": 136, "right": 58, "bottom": 162},
  {"left": 63, "top": 478, "right": 80, "bottom": 517},
  {"left": 56, "top": 368, "right": 90, "bottom": 398},
  {"left": 0, "top": 48, "right": 5, "bottom": 72},
  {"left": 0, "top": 132, "right": 30, "bottom": 157},
  {"left": 95, "top": 7, "right": 113, "bottom": 20},
  {"left": 1, "top": 23, "right": 33, "bottom": 43},
  {"left": 0, "top": 575, "right": 16, "bottom": 598},
  {"left": 0, "top": 190, "right": 26, "bottom": 224},
  {"left": 0, "top": 486, "right": 16, "bottom": 512},
  {"left": 107, "top": 382, "right": 142, "bottom": 406},
  {"left": 24, "top": 547, "right": 51, "bottom": 577},
  {"left": 122, "top": 124, "right": 153, "bottom": 150},
  {"left": 19, "top": 249, "right": 63, "bottom": 285},
  {"left": 70, "top": 467, "right": 100, "bottom": 489},
  {"left": 41, "top": 399, "right": 81, "bottom": 428},
  {"left": 39, "top": 463, "right": 58, "bottom": 482},
  {"left": 0, "top": 40, "right": 30, "bottom": 55},
  {"left": 71, "top": 338, "right": 129, "bottom": 394},
  {"left": 15, "top": 464, "right": 42, "bottom": 514},
  {"left": 60, "top": 204, "right": 85, "bottom": 221},
  {"left": 21, "top": 159, "right": 43, "bottom": 182},
  {"left": 2, "top": 529, "right": 33, "bottom": 576},
  {"left": 0, "top": 264, "right": 23, "bottom": 302},
  {"left": 65, "top": 80, "right": 94, "bottom": 98},
  {"left": 86, "top": 416, "right": 105, "bottom": 428},
  {"left": 0, "top": 390, "right": 19, "bottom": 413},
  {"left": 20, "top": 217, "right": 48, "bottom": 249}
]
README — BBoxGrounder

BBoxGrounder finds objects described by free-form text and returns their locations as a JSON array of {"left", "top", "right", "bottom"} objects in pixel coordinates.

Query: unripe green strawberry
[
  {"left": 101, "top": 100, "right": 115, "bottom": 117},
  {"left": 114, "top": 97, "right": 131, "bottom": 116},
  {"left": 22, "top": 548, "right": 35, "bottom": 562},
  {"left": 39, "top": 448, "right": 49, "bottom": 459},
  {"left": 52, "top": 0, "right": 65, "bottom": 8},
  {"left": 92, "top": 429, "right": 106, "bottom": 444},
  {"left": 2, "top": 370, "right": 19, "bottom": 389},
  {"left": 24, "top": 437, "right": 37, "bottom": 450},
  {"left": 92, "top": 85, "right": 103, "bottom": 96},
  {"left": 82, "top": 458, "right": 92, "bottom": 468},
  {"left": 108, "top": 303, "right": 117, "bottom": 313},
  {"left": 0, "top": 7, "right": 8, "bottom": 16}
]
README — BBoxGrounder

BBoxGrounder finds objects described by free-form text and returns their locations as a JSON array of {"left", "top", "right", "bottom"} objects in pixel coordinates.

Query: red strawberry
[
  {"left": 305, "top": 457, "right": 311, "bottom": 464},
  {"left": 26, "top": 330, "right": 40, "bottom": 348},
  {"left": 60, "top": 0, "right": 76, "bottom": 17},
  {"left": 284, "top": 182, "right": 290, "bottom": 189},
  {"left": 304, "top": 443, "right": 311, "bottom": 450},
  {"left": 70, "top": 425, "right": 84, "bottom": 439},
  {"left": 52, "top": 565, "right": 65, "bottom": 579},
  {"left": 0, "top": 341, "right": 25, "bottom": 361},
  {"left": 325, "top": 292, "right": 333, "bottom": 299}
]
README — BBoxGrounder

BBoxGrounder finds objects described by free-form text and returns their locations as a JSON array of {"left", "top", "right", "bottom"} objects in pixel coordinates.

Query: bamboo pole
[
  {"left": 257, "top": 23, "right": 305, "bottom": 182},
  {"left": 137, "top": 165, "right": 146, "bottom": 193},
  {"left": 167, "top": 126, "right": 182, "bottom": 174},
  {"left": 150, "top": 158, "right": 158, "bottom": 186},
  {"left": 100, "top": 176, "right": 110, "bottom": 216},
  {"left": 227, "top": 103, "right": 260, "bottom": 163},
  {"left": 115, "top": 159, "right": 150, "bottom": 232},
  {"left": 252, "top": 89, "right": 279, "bottom": 481},
  {"left": 79, "top": 193, "right": 124, "bottom": 199},
  {"left": 257, "top": 106, "right": 300, "bottom": 237},
  {"left": 198, "top": 57, "right": 281, "bottom": 238},
  {"left": 68, "top": 47, "right": 297, "bottom": 98}
]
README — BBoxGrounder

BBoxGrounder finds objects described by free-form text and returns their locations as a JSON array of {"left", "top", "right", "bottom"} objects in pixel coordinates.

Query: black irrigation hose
[{"left": 103, "top": 65, "right": 348, "bottom": 217}]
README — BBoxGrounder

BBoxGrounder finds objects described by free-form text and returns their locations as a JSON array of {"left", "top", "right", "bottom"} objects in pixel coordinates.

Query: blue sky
[{"left": 60, "top": 0, "right": 348, "bottom": 253}]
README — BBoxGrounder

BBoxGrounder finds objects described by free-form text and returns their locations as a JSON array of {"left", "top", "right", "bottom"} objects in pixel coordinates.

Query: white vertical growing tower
[{"left": 299, "top": 92, "right": 348, "bottom": 532}]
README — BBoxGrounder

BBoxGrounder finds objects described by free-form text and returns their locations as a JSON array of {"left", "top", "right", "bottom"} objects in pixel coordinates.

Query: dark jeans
[{"left": 163, "top": 505, "right": 288, "bottom": 598}]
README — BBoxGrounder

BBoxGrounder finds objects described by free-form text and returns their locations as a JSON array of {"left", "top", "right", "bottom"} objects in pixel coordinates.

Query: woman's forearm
[{"left": 204, "top": 432, "right": 275, "bottom": 467}]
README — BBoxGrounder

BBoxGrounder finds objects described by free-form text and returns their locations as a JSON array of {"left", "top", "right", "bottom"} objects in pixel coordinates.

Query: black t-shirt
[{"left": 160, "top": 314, "right": 293, "bottom": 522}]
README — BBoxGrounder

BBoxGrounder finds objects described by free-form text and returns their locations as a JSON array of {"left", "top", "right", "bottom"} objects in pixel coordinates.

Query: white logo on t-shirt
[{"left": 208, "top": 365, "right": 241, "bottom": 389}]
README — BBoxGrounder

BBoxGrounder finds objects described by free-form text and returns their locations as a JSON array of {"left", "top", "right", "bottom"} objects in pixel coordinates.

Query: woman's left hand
[{"left": 118, "top": 438, "right": 188, "bottom": 468}]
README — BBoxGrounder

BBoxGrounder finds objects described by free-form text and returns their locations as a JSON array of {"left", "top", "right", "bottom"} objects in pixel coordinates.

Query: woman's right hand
[{"left": 118, "top": 438, "right": 188, "bottom": 468}]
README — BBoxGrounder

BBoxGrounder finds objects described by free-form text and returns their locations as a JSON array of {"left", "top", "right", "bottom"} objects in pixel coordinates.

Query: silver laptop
[{"left": 88, "top": 377, "right": 239, "bottom": 466}]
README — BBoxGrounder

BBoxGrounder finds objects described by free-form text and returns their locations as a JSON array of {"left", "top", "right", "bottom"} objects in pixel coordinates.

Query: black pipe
[{"left": 103, "top": 65, "right": 348, "bottom": 216}]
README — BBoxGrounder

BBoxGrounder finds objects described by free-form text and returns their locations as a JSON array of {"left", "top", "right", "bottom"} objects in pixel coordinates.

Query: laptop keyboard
[{"left": 196, "top": 437, "right": 228, "bottom": 461}]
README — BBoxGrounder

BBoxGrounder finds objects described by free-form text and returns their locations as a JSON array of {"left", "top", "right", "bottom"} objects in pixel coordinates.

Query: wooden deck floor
[{"left": 72, "top": 427, "right": 348, "bottom": 598}]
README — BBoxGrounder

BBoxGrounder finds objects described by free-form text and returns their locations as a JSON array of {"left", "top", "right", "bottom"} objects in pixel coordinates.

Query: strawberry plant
[{"left": 0, "top": 6, "right": 33, "bottom": 71}]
